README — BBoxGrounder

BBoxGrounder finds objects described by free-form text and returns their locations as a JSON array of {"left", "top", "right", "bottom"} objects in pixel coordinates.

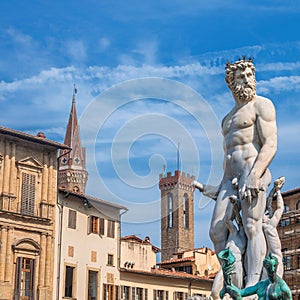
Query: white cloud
[
  {"left": 64, "top": 39, "right": 87, "bottom": 63},
  {"left": 259, "top": 61, "right": 300, "bottom": 72},
  {"left": 98, "top": 37, "right": 111, "bottom": 51},
  {"left": 257, "top": 76, "right": 300, "bottom": 94},
  {"left": 5, "top": 28, "right": 33, "bottom": 46},
  {"left": 133, "top": 40, "right": 158, "bottom": 65}
]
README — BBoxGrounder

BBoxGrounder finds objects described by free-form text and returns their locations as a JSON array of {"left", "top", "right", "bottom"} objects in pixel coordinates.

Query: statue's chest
[
  {"left": 222, "top": 107, "right": 255, "bottom": 134},
  {"left": 265, "top": 283, "right": 282, "bottom": 300}
]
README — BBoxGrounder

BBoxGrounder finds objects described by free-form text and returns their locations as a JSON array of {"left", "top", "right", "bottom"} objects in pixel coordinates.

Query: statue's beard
[{"left": 233, "top": 83, "right": 256, "bottom": 102}]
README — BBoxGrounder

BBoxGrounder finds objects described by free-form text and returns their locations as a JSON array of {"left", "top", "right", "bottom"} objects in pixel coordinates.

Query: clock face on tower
[{"left": 74, "top": 157, "right": 80, "bottom": 164}]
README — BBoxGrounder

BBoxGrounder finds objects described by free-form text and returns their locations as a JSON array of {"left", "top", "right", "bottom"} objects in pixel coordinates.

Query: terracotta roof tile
[
  {"left": 157, "top": 256, "right": 195, "bottom": 265},
  {"left": 121, "top": 235, "right": 160, "bottom": 253},
  {"left": 59, "top": 187, "right": 127, "bottom": 210},
  {"left": 120, "top": 267, "right": 212, "bottom": 282},
  {"left": 282, "top": 187, "right": 300, "bottom": 197},
  {"left": 0, "top": 126, "right": 69, "bottom": 149}
]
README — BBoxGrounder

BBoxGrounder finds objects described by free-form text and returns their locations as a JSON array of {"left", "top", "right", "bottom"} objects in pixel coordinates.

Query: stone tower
[
  {"left": 159, "top": 170, "right": 195, "bottom": 261},
  {"left": 58, "top": 89, "right": 88, "bottom": 193}
]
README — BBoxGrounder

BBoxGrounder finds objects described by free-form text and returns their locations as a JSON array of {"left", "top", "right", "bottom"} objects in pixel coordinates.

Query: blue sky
[{"left": 1, "top": 0, "right": 300, "bottom": 249}]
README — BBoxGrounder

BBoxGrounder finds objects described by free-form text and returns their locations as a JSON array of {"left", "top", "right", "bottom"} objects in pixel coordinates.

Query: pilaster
[
  {"left": 0, "top": 227, "right": 8, "bottom": 281},
  {"left": 42, "top": 152, "right": 48, "bottom": 203},
  {"left": 44, "top": 234, "right": 52, "bottom": 286},
  {"left": 4, "top": 227, "right": 12, "bottom": 282},
  {"left": 39, "top": 233, "right": 47, "bottom": 288}
]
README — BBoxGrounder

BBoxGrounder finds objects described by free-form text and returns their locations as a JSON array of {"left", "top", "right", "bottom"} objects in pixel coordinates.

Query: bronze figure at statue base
[{"left": 218, "top": 249, "right": 292, "bottom": 300}]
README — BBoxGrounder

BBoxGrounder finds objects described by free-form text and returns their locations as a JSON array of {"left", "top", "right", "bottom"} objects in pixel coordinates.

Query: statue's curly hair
[
  {"left": 225, "top": 59, "right": 255, "bottom": 89},
  {"left": 263, "top": 253, "right": 279, "bottom": 268}
]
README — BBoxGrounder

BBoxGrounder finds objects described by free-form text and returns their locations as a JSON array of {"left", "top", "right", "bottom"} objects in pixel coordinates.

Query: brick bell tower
[
  {"left": 58, "top": 87, "right": 88, "bottom": 193},
  {"left": 159, "top": 170, "right": 195, "bottom": 261}
]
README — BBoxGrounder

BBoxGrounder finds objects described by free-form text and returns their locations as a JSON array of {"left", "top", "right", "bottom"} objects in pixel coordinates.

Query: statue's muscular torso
[{"left": 222, "top": 96, "right": 266, "bottom": 180}]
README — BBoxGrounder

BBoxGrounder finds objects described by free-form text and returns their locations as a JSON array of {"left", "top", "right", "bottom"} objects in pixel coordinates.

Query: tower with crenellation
[{"left": 159, "top": 170, "right": 195, "bottom": 261}]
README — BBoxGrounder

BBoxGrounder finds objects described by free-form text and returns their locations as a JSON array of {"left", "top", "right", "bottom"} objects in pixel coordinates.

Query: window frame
[
  {"left": 68, "top": 209, "right": 77, "bottom": 229},
  {"left": 107, "top": 254, "right": 114, "bottom": 266},
  {"left": 64, "top": 264, "right": 77, "bottom": 298},
  {"left": 107, "top": 220, "right": 115, "bottom": 238},
  {"left": 183, "top": 193, "right": 189, "bottom": 229},
  {"left": 99, "top": 217, "right": 105, "bottom": 236},
  {"left": 167, "top": 193, "right": 173, "bottom": 228},
  {"left": 21, "top": 172, "right": 36, "bottom": 216},
  {"left": 88, "top": 216, "right": 100, "bottom": 235}
]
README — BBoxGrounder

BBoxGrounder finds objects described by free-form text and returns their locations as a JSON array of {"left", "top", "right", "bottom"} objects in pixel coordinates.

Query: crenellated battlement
[
  {"left": 159, "top": 170, "right": 195, "bottom": 190},
  {"left": 159, "top": 169, "right": 195, "bottom": 261}
]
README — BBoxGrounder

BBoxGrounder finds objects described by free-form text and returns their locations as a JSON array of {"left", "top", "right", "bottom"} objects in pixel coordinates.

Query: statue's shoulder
[
  {"left": 254, "top": 95, "right": 275, "bottom": 108},
  {"left": 253, "top": 96, "right": 276, "bottom": 120}
]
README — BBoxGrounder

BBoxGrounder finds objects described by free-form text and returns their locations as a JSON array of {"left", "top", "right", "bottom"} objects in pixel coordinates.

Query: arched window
[
  {"left": 283, "top": 255, "right": 291, "bottom": 270},
  {"left": 296, "top": 200, "right": 300, "bottom": 210},
  {"left": 12, "top": 238, "right": 41, "bottom": 299},
  {"left": 284, "top": 205, "right": 290, "bottom": 213},
  {"left": 168, "top": 193, "right": 173, "bottom": 228},
  {"left": 282, "top": 248, "right": 291, "bottom": 271},
  {"left": 183, "top": 193, "right": 189, "bottom": 229}
]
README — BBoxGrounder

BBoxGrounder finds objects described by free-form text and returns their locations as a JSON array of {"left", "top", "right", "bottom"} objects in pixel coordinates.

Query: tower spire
[
  {"left": 72, "top": 84, "right": 77, "bottom": 103},
  {"left": 58, "top": 86, "right": 88, "bottom": 193}
]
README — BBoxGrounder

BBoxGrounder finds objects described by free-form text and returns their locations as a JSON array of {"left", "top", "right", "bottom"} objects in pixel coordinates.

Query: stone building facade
[
  {"left": 120, "top": 235, "right": 213, "bottom": 300},
  {"left": 55, "top": 189, "right": 126, "bottom": 300},
  {"left": 0, "top": 126, "right": 68, "bottom": 300},
  {"left": 55, "top": 92, "right": 127, "bottom": 300},
  {"left": 278, "top": 188, "right": 300, "bottom": 299},
  {"left": 157, "top": 247, "right": 219, "bottom": 278},
  {"left": 159, "top": 170, "right": 195, "bottom": 261}
]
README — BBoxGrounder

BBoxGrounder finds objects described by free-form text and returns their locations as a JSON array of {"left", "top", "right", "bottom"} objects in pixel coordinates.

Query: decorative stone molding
[{"left": 12, "top": 238, "right": 41, "bottom": 255}]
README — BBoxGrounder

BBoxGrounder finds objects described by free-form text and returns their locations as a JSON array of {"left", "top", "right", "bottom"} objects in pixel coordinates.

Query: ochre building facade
[{"left": 0, "top": 127, "right": 68, "bottom": 300}]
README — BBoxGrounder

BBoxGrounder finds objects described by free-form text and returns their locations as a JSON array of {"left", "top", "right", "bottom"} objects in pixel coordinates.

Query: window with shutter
[
  {"left": 107, "top": 220, "right": 115, "bottom": 238},
  {"left": 91, "top": 216, "right": 99, "bottom": 234},
  {"left": 68, "top": 209, "right": 77, "bottom": 229},
  {"left": 99, "top": 218, "right": 105, "bottom": 235},
  {"left": 21, "top": 173, "right": 36, "bottom": 216}
]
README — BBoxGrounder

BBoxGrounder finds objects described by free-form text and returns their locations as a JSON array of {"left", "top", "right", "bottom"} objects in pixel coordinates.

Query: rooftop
[
  {"left": 0, "top": 126, "right": 70, "bottom": 150},
  {"left": 120, "top": 267, "right": 213, "bottom": 282},
  {"left": 157, "top": 256, "right": 195, "bottom": 265},
  {"left": 121, "top": 235, "right": 160, "bottom": 253},
  {"left": 282, "top": 187, "right": 300, "bottom": 198},
  {"left": 59, "top": 187, "right": 127, "bottom": 211}
]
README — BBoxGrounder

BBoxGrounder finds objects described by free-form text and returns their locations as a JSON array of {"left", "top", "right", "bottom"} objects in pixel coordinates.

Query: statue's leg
[
  {"left": 209, "top": 181, "right": 234, "bottom": 254},
  {"left": 241, "top": 190, "right": 267, "bottom": 287},
  {"left": 210, "top": 270, "right": 223, "bottom": 300},
  {"left": 210, "top": 181, "right": 236, "bottom": 299}
]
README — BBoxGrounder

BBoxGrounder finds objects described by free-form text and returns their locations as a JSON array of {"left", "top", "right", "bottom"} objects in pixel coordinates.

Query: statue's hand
[
  {"left": 243, "top": 173, "right": 260, "bottom": 201},
  {"left": 225, "top": 284, "right": 242, "bottom": 300},
  {"left": 191, "top": 180, "right": 204, "bottom": 192},
  {"left": 274, "top": 176, "right": 285, "bottom": 191}
]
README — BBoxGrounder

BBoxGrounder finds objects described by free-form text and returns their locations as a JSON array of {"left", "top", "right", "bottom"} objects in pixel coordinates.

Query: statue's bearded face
[
  {"left": 225, "top": 61, "right": 256, "bottom": 103},
  {"left": 232, "top": 67, "right": 256, "bottom": 102}
]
